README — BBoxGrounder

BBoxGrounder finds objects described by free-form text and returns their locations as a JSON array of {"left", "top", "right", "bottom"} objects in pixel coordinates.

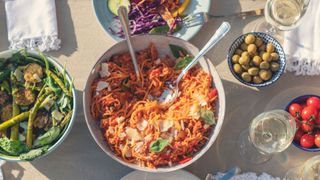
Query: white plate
[{"left": 121, "top": 170, "right": 201, "bottom": 180}]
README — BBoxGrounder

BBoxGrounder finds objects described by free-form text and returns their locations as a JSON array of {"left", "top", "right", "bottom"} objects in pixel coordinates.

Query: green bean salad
[{"left": 0, "top": 50, "right": 73, "bottom": 160}]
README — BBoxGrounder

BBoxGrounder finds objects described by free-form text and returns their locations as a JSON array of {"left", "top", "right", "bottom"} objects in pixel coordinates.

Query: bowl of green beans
[{"left": 0, "top": 49, "right": 76, "bottom": 161}]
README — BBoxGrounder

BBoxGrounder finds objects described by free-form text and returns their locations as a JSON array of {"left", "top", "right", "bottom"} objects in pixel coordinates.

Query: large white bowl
[
  {"left": 83, "top": 35, "right": 226, "bottom": 172},
  {"left": 0, "top": 50, "right": 77, "bottom": 161}
]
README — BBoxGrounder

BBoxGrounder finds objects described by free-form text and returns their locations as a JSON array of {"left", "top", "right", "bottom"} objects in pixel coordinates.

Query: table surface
[{"left": 0, "top": 0, "right": 319, "bottom": 179}]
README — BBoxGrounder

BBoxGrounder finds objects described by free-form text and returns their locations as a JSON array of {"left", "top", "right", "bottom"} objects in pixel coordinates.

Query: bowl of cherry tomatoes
[{"left": 286, "top": 95, "right": 320, "bottom": 152}]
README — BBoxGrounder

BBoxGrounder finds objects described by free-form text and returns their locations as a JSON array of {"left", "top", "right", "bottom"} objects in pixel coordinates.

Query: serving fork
[{"left": 183, "top": 9, "right": 264, "bottom": 28}]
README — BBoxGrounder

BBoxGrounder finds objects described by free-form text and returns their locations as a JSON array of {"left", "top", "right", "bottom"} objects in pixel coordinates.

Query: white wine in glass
[
  {"left": 238, "top": 110, "right": 296, "bottom": 164},
  {"left": 255, "top": 0, "right": 310, "bottom": 35},
  {"left": 265, "top": 0, "right": 310, "bottom": 30}
]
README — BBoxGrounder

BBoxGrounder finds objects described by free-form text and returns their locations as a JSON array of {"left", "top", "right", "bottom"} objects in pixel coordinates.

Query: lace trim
[
  {"left": 9, "top": 35, "right": 61, "bottom": 52},
  {"left": 286, "top": 55, "right": 320, "bottom": 76}
]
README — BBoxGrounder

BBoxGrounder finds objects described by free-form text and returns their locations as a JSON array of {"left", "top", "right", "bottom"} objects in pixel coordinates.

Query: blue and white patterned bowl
[
  {"left": 227, "top": 32, "right": 286, "bottom": 87},
  {"left": 285, "top": 94, "right": 320, "bottom": 152}
]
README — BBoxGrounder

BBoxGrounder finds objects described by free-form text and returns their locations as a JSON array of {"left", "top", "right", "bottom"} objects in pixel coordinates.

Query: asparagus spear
[
  {"left": 38, "top": 50, "right": 72, "bottom": 97},
  {"left": 26, "top": 87, "right": 51, "bottom": 148},
  {"left": 0, "top": 112, "right": 30, "bottom": 131},
  {"left": 47, "top": 70, "right": 72, "bottom": 97},
  {"left": 10, "top": 74, "right": 20, "bottom": 140}
]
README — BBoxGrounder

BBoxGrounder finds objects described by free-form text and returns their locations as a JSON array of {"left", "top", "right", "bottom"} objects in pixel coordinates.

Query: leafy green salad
[{"left": 0, "top": 50, "right": 73, "bottom": 161}]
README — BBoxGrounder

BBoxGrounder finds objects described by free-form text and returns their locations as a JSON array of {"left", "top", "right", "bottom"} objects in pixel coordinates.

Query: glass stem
[{"left": 266, "top": 25, "right": 278, "bottom": 35}]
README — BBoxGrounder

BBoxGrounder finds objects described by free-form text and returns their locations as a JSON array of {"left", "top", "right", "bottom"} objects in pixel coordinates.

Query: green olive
[
  {"left": 241, "top": 51, "right": 249, "bottom": 57},
  {"left": 270, "top": 62, "right": 280, "bottom": 72},
  {"left": 248, "top": 67, "right": 259, "bottom": 76},
  {"left": 266, "top": 43, "right": 275, "bottom": 53},
  {"left": 245, "top": 34, "right": 256, "bottom": 44},
  {"left": 271, "top": 52, "right": 279, "bottom": 61},
  {"left": 240, "top": 43, "right": 248, "bottom": 51},
  {"left": 259, "top": 45, "right": 266, "bottom": 52},
  {"left": 235, "top": 49, "right": 243, "bottom": 55},
  {"left": 233, "top": 63, "right": 243, "bottom": 74},
  {"left": 259, "top": 70, "right": 272, "bottom": 81},
  {"left": 262, "top": 52, "right": 272, "bottom": 62},
  {"left": 255, "top": 37, "right": 263, "bottom": 47},
  {"left": 260, "top": 61, "right": 270, "bottom": 70},
  {"left": 252, "top": 56, "right": 262, "bottom": 66},
  {"left": 241, "top": 72, "right": 252, "bottom": 82},
  {"left": 247, "top": 44, "right": 257, "bottom": 55},
  {"left": 241, "top": 64, "right": 250, "bottom": 71},
  {"left": 239, "top": 56, "right": 250, "bottom": 65},
  {"left": 259, "top": 51, "right": 266, "bottom": 57},
  {"left": 232, "top": 54, "right": 241, "bottom": 63},
  {"left": 253, "top": 76, "right": 263, "bottom": 84}
]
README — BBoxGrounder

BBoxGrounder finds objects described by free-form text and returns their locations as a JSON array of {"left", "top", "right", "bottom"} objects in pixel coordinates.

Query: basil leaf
[
  {"left": 149, "top": 138, "right": 169, "bottom": 153},
  {"left": 200, "top": 109, "right": 216, "bottom": 125},
  {"left": 0, "top": 58, "right": 7, "bottom": 69},
  {"left": 45, "top": 76, "right": 61, "bottom": 95},
  {"left": 0, "top": 137, "right": 29, "bottom": 156},
  {"left": 174, "top": 55, "right": 193, "bottom": 70},
  {"left": 169, "top": 44, "right": 189, "bottom": 58},
  {"left": 149, "top": 24, "right": 182, "bottom": 34},
  {"left": 19, "top": 145, "right": 49, "bottom": 161},
  {"left": 0, "top": 70, "right": 11, "bottom": 82},
  {"left": 33, "top": 126, "right": 61, "bottom": 148},
  {"left": 149, "top": 25, "right": 170, "bottom": 34}
]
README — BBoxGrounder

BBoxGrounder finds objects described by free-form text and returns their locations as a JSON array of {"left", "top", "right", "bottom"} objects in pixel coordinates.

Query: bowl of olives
[{"left": 227, "top": 32, "right": 286, "bottom": 87}]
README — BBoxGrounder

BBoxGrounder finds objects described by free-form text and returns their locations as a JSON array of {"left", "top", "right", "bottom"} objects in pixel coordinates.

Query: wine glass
[
  {"left": 255, "top": 0, "right": 310, "bottom": 38},
  {"left": 238, "top": 110, "right": 296, "bottom": 164},
  {"left": 284, "top": 155, "right": 320, "bottom": 180}
]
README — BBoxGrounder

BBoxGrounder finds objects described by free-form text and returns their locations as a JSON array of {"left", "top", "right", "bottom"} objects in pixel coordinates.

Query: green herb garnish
[{"left": 149, "top": 138, "right": 170, "bottom": 153}]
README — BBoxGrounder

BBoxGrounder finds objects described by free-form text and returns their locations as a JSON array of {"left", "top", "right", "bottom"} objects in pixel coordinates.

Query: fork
[{"left": 183, "top": 9, "right": 264, "bottom": 28}]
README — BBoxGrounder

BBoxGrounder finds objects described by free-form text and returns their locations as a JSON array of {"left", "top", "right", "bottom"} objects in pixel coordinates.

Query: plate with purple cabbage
[{"left": 93, "top": 0, "right": 211, "bottom": 41}]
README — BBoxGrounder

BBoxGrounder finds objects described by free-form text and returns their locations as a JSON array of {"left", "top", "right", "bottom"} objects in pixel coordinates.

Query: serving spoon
[
  {"left": 159, "top": 22, "right": 231, "bottom": 105},
  {"left": 118, "top": 6, "right": 141, "bottom": 81}
]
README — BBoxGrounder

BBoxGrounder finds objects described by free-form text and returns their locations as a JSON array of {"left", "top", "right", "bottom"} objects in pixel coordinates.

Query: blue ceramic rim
[
  {"left": 285, "top": 94, "right": 320, "bottom": 152},
  {"left": 227, "top": 32, "right": 286, "bottom": 87}
]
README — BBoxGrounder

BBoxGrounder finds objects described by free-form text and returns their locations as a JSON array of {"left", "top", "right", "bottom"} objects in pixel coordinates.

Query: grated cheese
[
  {"left": 96, "top": 81, "right": 109, "bottom": 92},
  {"left": 99, "top": 63, "right": 110, "bottom": 77}
]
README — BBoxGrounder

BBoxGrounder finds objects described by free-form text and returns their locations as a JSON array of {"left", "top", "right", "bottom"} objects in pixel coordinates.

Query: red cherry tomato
[
  {"left": 315, "top": 116, "right": 320, "bottom": 125},
  {"left": 300, "top": 134, "right": 315, "bottom": 148},
  {"left": 301, "top": 106, "right": 318, "bottom": 120},
  {"left": 289, "top": 103, "right": 302, "bottom": 117},
  {"left": 178, "top": 157, "right": 192, "bottom": 164},
  {"left": 301, "top": 119, "right": 315, "bottom": 132},
  {"left": 315, "top": 131, "right": 320, "bottom": 138},
  {"left": 307, "top": 97, "right": 320, "bottom": 109},
  {"left": 208, "top": 88, "right": 218, "bottom": 100},
  {"left": 315, "top": 136, "right": 320, "bottom": 148},
  {"left": 294, "top": 129, "right": 305, "bottom": 142}
]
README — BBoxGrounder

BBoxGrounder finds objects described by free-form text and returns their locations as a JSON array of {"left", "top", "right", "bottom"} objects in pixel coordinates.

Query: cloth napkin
[
  {"left": 5, "top": 0, "right": 61, "bottom": 52},
  {"left": 284, "top": 0, "right": 320, "bottom": 75}
]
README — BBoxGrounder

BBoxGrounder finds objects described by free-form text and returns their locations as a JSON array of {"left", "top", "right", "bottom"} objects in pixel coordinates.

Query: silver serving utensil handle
[
  {"left": 175, "top": 22, "right": 231, "bottom": 85},
  {"left": 164, "top": 22, "right": 230, "bottom": 105},
  {"left": 118, "top": 6, "right": 141, "bottom": 81}
]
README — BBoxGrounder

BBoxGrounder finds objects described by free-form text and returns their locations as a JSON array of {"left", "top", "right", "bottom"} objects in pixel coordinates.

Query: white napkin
[
  {"left": 5, "top": 0, "right": 61, "bottom": 52},
  {"left": 284, "top": 0, "right": 320, "bottom": 76}
]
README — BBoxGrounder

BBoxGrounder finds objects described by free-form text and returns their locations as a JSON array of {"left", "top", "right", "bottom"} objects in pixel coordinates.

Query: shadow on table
[
  {"left": 50, "top": 0, "right": 78, "bottom": 58},
  {"left": 2, "top": 163, "right": 25, "bottom": 180},
  {"left": 0, "top": 3, "right": 9, "bottom": 51}
]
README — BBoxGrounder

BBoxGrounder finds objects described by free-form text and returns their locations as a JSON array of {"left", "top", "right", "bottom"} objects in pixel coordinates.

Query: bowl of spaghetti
[{"left": 83, "top": 35, "right": 226, "bottom": 172}]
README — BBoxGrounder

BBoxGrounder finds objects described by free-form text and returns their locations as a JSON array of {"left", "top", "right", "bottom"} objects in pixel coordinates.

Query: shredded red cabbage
[{"left": 109, "top": 0, "right": 182, "bottom": 38}]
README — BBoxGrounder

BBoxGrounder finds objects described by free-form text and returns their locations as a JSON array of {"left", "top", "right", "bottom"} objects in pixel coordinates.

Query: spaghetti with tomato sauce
[{"left": 90, "top": 44, "right": 218, "bottom": 168}]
